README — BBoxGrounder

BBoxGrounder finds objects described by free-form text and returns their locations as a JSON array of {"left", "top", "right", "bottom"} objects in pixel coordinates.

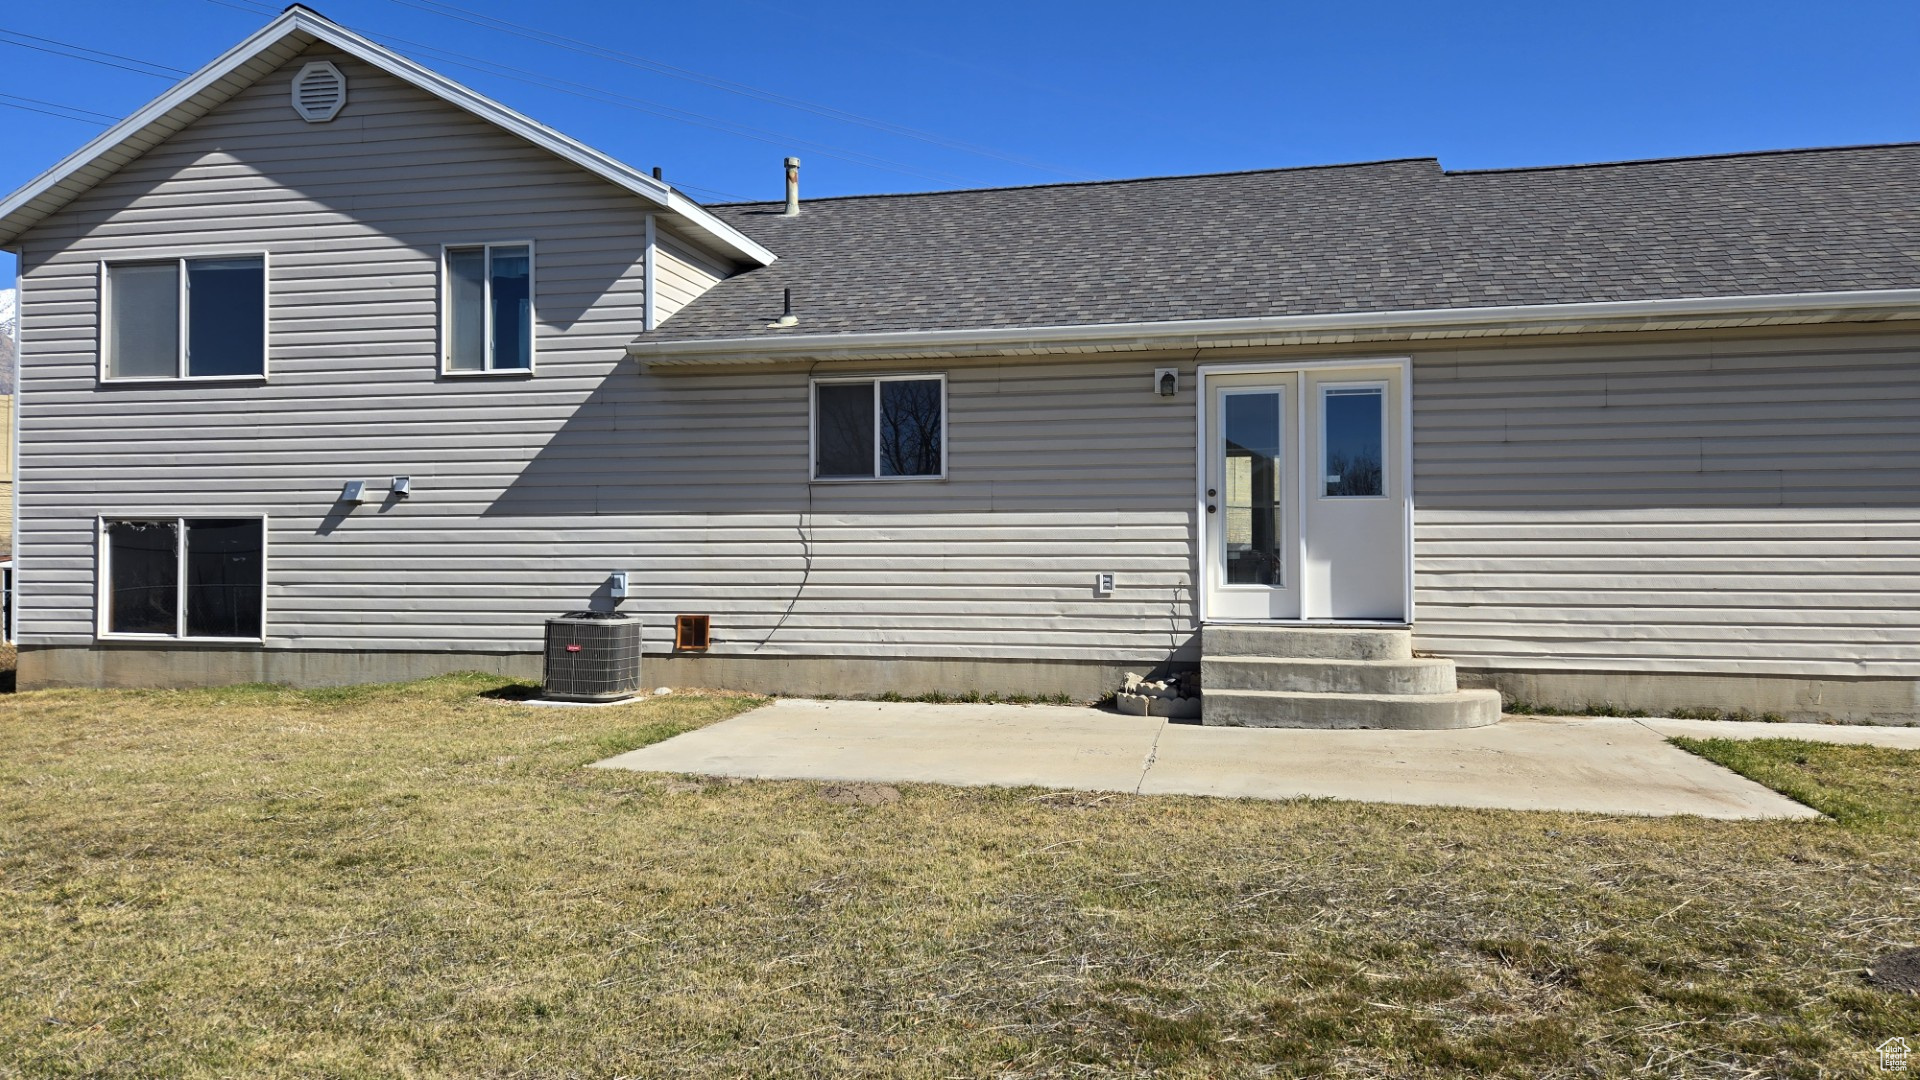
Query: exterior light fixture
[{"left": 1155, "top": 368, "right": 1179, "bottom": 397}]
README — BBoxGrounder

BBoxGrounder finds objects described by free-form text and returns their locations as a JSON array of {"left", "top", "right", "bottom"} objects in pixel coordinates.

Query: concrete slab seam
[
  {"left": 1629, "top": 717, "right": 1830, "bottom": 821},
  {"left": 1135, "top": 719, "right": 1168, "bottom": 796}
]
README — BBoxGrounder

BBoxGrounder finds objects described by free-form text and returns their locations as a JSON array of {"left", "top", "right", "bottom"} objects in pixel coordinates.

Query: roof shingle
[{"left": 643, "top": 144, "right": 1920, "bottom": 343}]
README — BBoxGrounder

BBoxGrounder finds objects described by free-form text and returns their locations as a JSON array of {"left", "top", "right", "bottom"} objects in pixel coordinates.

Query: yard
[{"left": 2, "top": 673, "right": 1916, "bottom": 1078}]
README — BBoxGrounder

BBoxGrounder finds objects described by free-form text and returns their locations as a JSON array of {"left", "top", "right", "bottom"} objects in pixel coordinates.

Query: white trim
[
  {"left": 1196, "top": 357, "right": 1413, "bottom": 625},
  {"left": 808, "top": 373, "right": 948, "bottom": 482},
  {"left": 95, "top": 514, "right": 269, "bottom": 644},
  {"left": 633, "top": 287, "right": 1920, "bottom": 365},
  {"left": 100, "top": 252, "right": 271, "bottom": 383},
  {"left": 642, "top": 214, "right": 657, "bottom": 332},
  {"left": 0, "top": 8, "right": 775, "bottom": 268},
  {"left": 439, "top": 240, "right": 537, "bottom": 376}
]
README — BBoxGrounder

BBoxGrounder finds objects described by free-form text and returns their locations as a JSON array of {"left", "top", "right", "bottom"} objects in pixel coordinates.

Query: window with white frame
[
  {"left": 445, "top": 243, "right": 533, "bottom": 372},
  {"left": 813, "top": 375, "right": 945, "bottom": 480},
  {"left": 104, "top": 256, "right": 266, "bottom": 380},
  {"left": 101, "top": 518, "right": 265, "bottom": 640}
]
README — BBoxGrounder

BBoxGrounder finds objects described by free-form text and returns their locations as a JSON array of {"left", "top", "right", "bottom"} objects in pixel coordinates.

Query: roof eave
[
  {"left": 0, "top": 8, "right": 776, "bottom": 267},
  {"left": 629, "top": 289, "right": 1920, "bottom": 367}
]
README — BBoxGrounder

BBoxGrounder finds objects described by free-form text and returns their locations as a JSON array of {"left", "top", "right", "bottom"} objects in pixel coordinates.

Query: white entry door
[{"left": 1202, "top": 364, "right": 1408, "bottom": 622}]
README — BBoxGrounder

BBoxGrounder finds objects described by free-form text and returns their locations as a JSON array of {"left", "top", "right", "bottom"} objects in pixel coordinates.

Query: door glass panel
[
  {"left": 1221, "top": 391, "right": 1283, "bottom": 586},
  {"left": 1323, "top": 386, "right": 1384, "bottom": 497}
]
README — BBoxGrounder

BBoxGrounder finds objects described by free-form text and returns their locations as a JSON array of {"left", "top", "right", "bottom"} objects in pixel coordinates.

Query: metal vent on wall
[{"left": 291, "top": 61, "right": 347, "bottom": 123}]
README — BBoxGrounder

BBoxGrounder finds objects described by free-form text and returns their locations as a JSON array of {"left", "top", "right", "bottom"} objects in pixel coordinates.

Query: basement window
[
  {"left": 812, "top": 375, "right": 945, "bottom": 480},
  {"left": 103, "top": 256, "right": 267, "bottom": 380},
  {"left": 100, "top": 518, "right": 265, "bottom": 641},
  {"left": 444, "top": 243, "right": 535, "bottom": 374}
]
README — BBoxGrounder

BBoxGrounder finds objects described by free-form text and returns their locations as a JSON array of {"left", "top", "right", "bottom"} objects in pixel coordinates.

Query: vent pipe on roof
[
  {"left": 783, "top": 156, "right": 801, "bottom": 216},
  {"left": 775, "top": 287, "right": 798, "bottom": 327},
  {"left": 652, "top": 166, "right": 663, "bottom": 181}
]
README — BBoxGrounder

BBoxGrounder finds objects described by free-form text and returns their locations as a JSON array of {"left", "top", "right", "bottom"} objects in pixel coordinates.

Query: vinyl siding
[
  {"left": 11, "top": 42, "right": 1197, "bottom": 662},
  {"left": 11, "top": 40, "right": 1919, "bottom": 680},
  {"left": 1410, "top": 333, "right": 1920, "bottom": 677},
  {"left": 652, "top": 228, "right": 728, "bottom": 324}
]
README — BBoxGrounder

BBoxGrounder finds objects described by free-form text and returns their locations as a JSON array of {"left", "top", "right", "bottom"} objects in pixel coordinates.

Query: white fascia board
[
  {"left": 630, "top": 288, "right": 1920, "bottom": 366},
  {"left": 0, "top": 8, "right": 775, "bottom": 268}
]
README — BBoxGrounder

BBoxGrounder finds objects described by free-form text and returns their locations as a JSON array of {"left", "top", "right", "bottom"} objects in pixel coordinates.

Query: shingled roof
[{"left": 642, "top": 143, "right": 1920, "bottom": 344}]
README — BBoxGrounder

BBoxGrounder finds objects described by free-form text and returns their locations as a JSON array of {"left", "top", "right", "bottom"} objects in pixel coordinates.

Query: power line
[
  {"left": 383, "top": 0, "right": 1100, "bottom": 182},
  {"left": 193, "top": 0, "right": 971, "bottom": 188},
  {"left": 0, "top": 92, "right": 120, "bottom": 122},
  {"left": 0, "top": 98, "right": 111, "bottom": 124},
  {"left": 367, "top": 30, "right": 971, "bottom": 185},
  {"left": 0, "top": 28, "right": 189, "bottom": 79}
]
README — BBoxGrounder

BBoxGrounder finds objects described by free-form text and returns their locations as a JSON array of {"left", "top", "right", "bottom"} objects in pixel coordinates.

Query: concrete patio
[{"left": 592, "top": 700, "right": 1920, "bottom": 819}]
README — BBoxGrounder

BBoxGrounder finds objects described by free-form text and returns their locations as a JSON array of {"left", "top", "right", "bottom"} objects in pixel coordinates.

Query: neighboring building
[{"left": 1, "top": 7, "right": 1916, "bottom": 722}]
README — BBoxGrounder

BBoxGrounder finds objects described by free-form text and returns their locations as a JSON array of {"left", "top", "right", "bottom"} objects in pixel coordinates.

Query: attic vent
[{"left": 291, "top": 61, "right": 347, "bottom": 123}]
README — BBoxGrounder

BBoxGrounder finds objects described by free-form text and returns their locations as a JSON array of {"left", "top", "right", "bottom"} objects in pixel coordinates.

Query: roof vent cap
[{"left": 291, "top": 61, "right": 347, "bottom": 123}]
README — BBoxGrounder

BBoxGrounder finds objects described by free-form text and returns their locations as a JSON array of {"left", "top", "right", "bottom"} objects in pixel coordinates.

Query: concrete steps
[{"left": 1201, "top": 625, "right": 1501, "bottom": 730}]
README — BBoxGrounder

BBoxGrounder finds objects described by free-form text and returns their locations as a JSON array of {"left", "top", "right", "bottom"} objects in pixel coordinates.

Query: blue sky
[{"left": 4, "top": 0, "right": 1919, "bottom": 287}]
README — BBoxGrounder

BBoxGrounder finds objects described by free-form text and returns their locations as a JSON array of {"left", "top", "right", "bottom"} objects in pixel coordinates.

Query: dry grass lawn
[{"left": 2, "top": 673, "right": 1917, "bottom": 1078}]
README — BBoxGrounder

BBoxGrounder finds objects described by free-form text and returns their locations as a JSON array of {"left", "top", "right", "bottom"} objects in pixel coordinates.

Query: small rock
[
  {"left": 653, "top": 687, "right": 673, "bottom": 696},
  {"left": 821, "top": 783, "right": 901, "bottom": 806},
  {"left": 1122, "top": 672, "right": 1143, "bottom": 691}
]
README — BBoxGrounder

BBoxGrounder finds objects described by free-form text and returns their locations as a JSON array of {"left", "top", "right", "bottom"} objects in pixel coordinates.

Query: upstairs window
[
  {"left": 101, "top": 517, "right": 265, "bottom": 641},
  {"left": 445, "top": 243, "right": 534, "bottom": 373},
  {"left": 812, "top": 375, "right": 946, "bottom": 480},
  {"left": 104, "top": 256, "right": 266, "bottom": 380}
]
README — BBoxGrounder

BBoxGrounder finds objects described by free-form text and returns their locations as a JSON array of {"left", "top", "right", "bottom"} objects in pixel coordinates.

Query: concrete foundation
[
  {"left": 15, "top": 644, "right": 1161, "bottom": 701},
  {"left": 18, "top": 644, "right": 542, "bottom": 689},
  {"left": 16, "top": 644, "right": 1920, "bottom": 725},
  {"left": 1457, "top": 668, "right": 1920, "bottom": 725}
]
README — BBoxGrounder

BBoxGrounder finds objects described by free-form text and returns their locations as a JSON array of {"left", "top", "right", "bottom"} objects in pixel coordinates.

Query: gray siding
[
  {"left": 11, "top": 40, "right": 1918, "bottom": 682},
  {"left": 12, "top": 42, "right": 1196, "bottom": 663},
  {"left": 1411, "top": 333, "right": 1920, "bottom": 677},
  {"left": 653, "top": 228, "right": 728, "bottom": 324}
]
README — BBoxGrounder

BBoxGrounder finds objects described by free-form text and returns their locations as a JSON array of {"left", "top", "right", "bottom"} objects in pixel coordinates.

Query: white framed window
[
  {"left": 811, "top": 374, "right": 947, "bottom": 481},
  {"left": 97, "top": 516, "right": 267, "bottom": 642},
  {"left": 101, "top": 255, "right": 268, "bottom": 381},
  {"left": 1319, "top": 382, "right": 1388, "bottom": 498},
  {"left": 442, "top": 241, "right": 535, "bottom": 374}
]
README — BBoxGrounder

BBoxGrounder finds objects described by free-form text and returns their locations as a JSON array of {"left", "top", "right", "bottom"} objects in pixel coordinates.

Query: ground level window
[
  {"left": 813, "top": 375, "right": 945, "bottom": 479},
  {"left": 103, "top": 518, "right": 264, "bottom": 639},
  {"left": 446, "top": 243, "right": 533, "bottom": 372}
]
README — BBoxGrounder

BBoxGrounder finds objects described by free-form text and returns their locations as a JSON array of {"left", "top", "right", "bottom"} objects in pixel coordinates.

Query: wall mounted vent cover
[
  {"left": 675, "top": 614, "right": 711, "bottom": 652},
  {"left": 291, "top": 61, "right": 347, "bottom": 123}
]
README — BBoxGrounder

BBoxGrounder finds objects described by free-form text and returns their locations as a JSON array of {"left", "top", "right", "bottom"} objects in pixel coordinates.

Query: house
[{"left": 2, "top": 7, "right": 1917, "bottom": 724}]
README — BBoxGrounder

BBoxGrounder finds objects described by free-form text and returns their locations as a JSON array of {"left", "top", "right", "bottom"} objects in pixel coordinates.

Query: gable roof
[
  {"left": 0, "top": 6, "right": 775, "bottom": 267},
  {"left": 635, "top": 144, "right": 1920, "bottom": 362}
]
